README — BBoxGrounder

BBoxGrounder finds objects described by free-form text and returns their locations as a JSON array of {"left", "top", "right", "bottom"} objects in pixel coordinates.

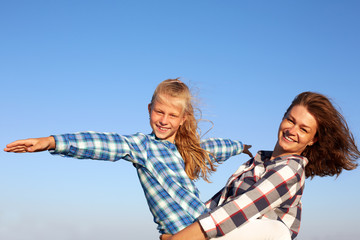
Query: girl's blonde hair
[{"left": 150, "top": 78, "right": 216, "bottom": 182}]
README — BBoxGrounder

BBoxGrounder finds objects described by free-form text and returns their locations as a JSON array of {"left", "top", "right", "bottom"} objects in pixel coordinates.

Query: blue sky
[{"left": 1, "top": 1, "right": 359, "bottom": 239}]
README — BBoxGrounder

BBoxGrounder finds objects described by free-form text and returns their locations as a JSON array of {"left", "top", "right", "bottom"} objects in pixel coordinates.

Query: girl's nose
[{"left": 159, "top": 115, "right": 169, "bottom": 125}]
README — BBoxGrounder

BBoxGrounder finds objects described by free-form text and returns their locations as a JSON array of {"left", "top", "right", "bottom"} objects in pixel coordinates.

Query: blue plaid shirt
[{"left": 50, "top": 131, "right": 244, "bottom": 234}]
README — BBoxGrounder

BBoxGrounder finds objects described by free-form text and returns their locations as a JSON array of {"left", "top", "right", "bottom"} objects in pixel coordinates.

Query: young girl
[
  {"left": 163, "top": 91, "right": 359, "bottom": 240},
  {"left": 4, "top": 79, "right": 252, "bottom": 236}
]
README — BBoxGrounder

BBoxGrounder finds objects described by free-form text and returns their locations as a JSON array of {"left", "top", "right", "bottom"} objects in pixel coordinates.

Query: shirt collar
[
  {"left": 150, "top": 132, "right": 177, "bottom": 148},
  {"left": 255, "top": 150, "right": 308, "bottom": 166}
]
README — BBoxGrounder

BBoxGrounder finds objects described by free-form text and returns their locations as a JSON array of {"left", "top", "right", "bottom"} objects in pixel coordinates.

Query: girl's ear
[
  {"left": 180, "top": 114, "right": 187, "bottom": 126},
  {"left": 148, "top": 104, "right": 152, "bottom": 115}
]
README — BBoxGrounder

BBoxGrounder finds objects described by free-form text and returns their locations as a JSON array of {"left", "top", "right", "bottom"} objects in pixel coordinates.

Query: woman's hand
[
  {"left": 160, "top": 234, "right": 173, "bottom": 240},
  {"left": 4, "top": 136, "right": 56, "bottom": 153}
]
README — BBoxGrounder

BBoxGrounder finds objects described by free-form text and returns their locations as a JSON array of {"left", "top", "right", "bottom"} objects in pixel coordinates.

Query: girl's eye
[
  {"left": 301, "top": 128, "right": 308, "bottom": 133},
  {"left": 287, "top": 118, "right": 294, "bottom": 123}
]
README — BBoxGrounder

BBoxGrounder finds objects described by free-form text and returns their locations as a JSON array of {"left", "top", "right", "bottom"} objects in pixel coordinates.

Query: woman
[{"left": 162, "top": 91, "right": 359, "bottom": 240}]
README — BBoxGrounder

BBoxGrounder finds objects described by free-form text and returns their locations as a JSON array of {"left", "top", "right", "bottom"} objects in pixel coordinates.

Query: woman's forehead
[{"left": 288, "top": 105, "right": 318, "bottom": 128}]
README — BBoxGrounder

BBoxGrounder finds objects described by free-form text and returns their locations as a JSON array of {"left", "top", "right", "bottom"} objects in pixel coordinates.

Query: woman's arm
[{"left": 166, "top": 222, "right": 208, "bottom": 240}]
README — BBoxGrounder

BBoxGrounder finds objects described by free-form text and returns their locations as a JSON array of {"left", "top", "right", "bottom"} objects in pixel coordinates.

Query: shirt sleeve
[
  {"left": 198, "top": 159, "right": 304, "bottom": 238},
  {"left": 200, "top": 138, "right": 244, "bottom": 163},
  {"left": 49, "top": 131, "right": 147, "bottom": 166}
]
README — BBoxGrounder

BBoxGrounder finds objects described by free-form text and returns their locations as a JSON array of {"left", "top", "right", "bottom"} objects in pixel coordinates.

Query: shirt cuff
[
  {"left": 198, "top": 212, "right": 217, "bottom": 238},
  {"left": 239, "top": 141, "right": 244, "bottom": 154},
  {"left": 49, "top": 134, "right": 69, "bottom": 154}
]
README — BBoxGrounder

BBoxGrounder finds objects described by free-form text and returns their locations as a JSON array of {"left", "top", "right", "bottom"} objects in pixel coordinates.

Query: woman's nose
[{"left": 287, "top": 125, "right": 297, "bottom": 135}]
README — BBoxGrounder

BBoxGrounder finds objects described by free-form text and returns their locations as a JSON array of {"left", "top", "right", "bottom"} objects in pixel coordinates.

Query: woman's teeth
[{"left": 284, "top": 135, "right": 295, "bottom": 142}]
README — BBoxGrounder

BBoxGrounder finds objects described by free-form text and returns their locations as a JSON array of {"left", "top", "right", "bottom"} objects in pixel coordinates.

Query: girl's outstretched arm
[{"left": 4, "top": 136, "right": 56, "bottom": 153}]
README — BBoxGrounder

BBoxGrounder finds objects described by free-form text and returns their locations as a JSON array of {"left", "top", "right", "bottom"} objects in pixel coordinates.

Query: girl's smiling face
[
  {"left": 273, "top": 105, "right": 318, "bottom": 158},
  {"left": 148, "top": 94, "right": 186, "bottom": 143}
]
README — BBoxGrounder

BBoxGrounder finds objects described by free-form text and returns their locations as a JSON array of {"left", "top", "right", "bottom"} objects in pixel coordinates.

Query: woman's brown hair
[
  {"left": 149, "top": 78, "right": 216, "bottom": 182},
  {"left": 285, "top": 92, "right": 359, "bottom": 178}
]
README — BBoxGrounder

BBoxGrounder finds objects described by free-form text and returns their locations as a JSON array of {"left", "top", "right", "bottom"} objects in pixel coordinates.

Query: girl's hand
[
  {"left": 4, "top": 136, "right": 56, "bottom": 153},
  {"left": 243, "top": 144, "right": 253, "bottom": 158}
]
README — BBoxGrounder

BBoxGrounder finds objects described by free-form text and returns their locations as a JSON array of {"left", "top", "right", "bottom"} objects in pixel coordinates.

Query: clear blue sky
[{"left": 1, "top": 1, "right": 359, "bottom": 239}]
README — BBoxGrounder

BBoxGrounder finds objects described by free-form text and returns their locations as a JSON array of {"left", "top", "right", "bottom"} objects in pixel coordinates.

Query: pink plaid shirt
[{"left": 198, "top": 151, "right": 308, "bottom": 239}]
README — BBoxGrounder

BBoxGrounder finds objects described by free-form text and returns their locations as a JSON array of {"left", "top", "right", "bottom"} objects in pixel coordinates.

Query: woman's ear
[{"left": 309, "top": 137, "right": 318, "bottom": 146}]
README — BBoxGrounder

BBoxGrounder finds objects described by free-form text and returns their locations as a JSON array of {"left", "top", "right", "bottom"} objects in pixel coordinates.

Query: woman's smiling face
[{"left": 273, "top": 105, "right": 318, "bottom": 158}]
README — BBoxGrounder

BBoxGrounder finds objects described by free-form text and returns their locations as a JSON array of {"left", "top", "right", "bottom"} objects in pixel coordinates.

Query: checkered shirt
[
  {"left": 50, "top": 131, "right": 244, "bottom": 234},
  {"left": 198, "top": 151, "right": 308, "bottom": 239}
]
